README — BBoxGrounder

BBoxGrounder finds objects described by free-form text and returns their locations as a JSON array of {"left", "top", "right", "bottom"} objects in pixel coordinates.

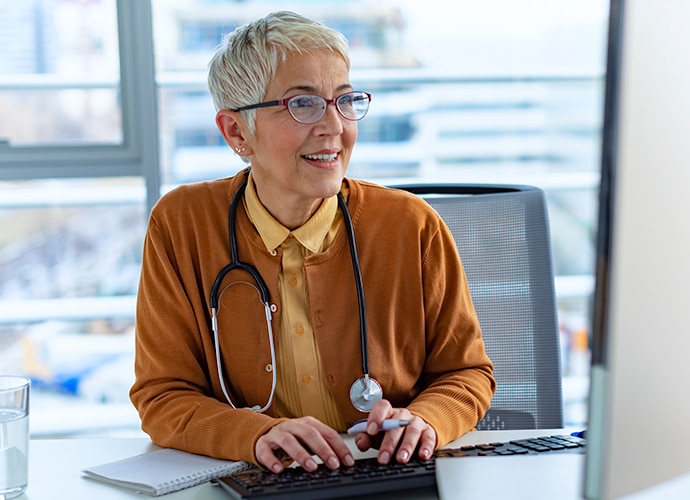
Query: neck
[
  {"left": 276, "top": 203, "right": 321, "bottom": 230},
  {"left": 255, "top": 187, "right": 323, "bottom": 230}
]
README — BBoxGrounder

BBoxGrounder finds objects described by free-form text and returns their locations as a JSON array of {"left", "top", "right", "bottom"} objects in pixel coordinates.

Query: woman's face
[{"left": 244, "top": 50, "right": 358, "bottom": 227}]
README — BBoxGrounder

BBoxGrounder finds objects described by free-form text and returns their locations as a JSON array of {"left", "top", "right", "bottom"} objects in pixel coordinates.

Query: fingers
[
  {"left": 363, "top": 399, "right": 394, "bottom": 434},
  {"left": 353, "top": 399, "right": 437, "bottom": 465},
  {"left": 391, "top": 418, "right": 436, "bottom": 462},
  {"left": 416, "top": 426, "right": 436, "bottom": 460},
  {"left": 353, "top": 399, "right": 392, "bottom": 452},
  {"left": 255, "top": 417, "right": 355, "bottom": 473}
]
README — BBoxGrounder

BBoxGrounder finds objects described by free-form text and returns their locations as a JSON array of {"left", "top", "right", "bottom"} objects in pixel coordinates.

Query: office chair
[{"left": 393, "top": 184, "right": 563, "bottom": 430}]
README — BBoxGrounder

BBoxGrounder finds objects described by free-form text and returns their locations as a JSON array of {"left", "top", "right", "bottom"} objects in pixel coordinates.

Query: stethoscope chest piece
[{"left": 350, "top": 375, "right": 383, "bottom": 412}]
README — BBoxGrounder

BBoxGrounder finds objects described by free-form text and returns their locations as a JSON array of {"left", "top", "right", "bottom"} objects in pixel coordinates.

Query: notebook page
[{"left": 82, "top": 448, "right": 254, "bottom": 496}]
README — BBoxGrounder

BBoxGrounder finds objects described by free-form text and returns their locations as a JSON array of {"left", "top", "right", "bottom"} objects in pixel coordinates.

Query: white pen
[{"left": 346, "top": 418, "right": 411, "bottom": 435}]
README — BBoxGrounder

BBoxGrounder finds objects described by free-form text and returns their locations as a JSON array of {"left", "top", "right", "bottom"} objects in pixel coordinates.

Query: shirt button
[
  {"left": 288, "top": 276, "right": 298, "bottom": 287},
  {"left": 270, "top": 249, "right": 278, "bottom": 256},
  {"left": 265, "top": 364, "right": 273, "bottom": 372},
  {"left": 302, "top": 375, "right": 312, "bottom": 384},
  {"left": 296, "top": 326, "right": 305, "bottom": 336},
  {"left": 270, "top": 304, "right": 278, "bottom": 313}
]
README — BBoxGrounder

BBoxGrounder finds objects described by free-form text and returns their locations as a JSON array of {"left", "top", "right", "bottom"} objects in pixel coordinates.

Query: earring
[{"left": 235, "top": 145, "right": 246, "bottom": 154}]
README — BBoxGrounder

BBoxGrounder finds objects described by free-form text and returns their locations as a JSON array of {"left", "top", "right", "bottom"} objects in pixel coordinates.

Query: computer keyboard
[
  {"left": 449, "top": 433, "right": 586, "bottom": 457},
  {"left": 215, "top": 434, "right": 586, "bottom": 499}
]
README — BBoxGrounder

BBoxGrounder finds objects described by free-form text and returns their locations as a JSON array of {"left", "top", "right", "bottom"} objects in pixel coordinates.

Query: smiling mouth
[{"left": 302, "top": 152, "right": 338, "bottom": 162}]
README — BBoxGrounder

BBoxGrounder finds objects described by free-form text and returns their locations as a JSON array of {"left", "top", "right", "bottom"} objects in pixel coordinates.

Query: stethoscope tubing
[
  {"left": 210, "top": 178, "right": 276, "bottom": 412},
  {"left": 336, "top": 192, "right": 370, "bottom": 377},
  {"left": 209, "top": 174, "right": 375, "bottom": 412},
  {"left": 210, "top": 179, "right": 270, "bottom": 310}
]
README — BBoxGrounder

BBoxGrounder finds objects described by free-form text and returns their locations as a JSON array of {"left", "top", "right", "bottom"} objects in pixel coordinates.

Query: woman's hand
[
  {"left": 255, "top": 416, "right": 355, "bottom": 473},
  {"left": 353, "top": 399, "right": 436, "bottom": 464}
]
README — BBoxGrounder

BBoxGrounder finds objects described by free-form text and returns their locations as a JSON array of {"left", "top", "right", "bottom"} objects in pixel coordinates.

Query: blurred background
[{"left": 0, "top": 0, "right": 608, "bottom": 437}]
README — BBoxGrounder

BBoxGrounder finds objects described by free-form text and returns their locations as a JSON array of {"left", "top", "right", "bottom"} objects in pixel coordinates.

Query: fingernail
[
  {"left": 327, "top": 457, "right": 339, "bottom": 469},
  {"left": 271, "top": 463, "right": 282, "bottom": 473},
  {"left": 367, "top": 423, "right": 377, "bottom": 434},
  {"left": 344, "top": 455, "right": 355, "bottom": 467},
  {"left": 399, "top": 450, "right": 409, "bottom": 462},
  {"left": 305, "top": 458, "right": 317, "bottom": 471},
  {"left": 379, "top": 451, "right": 390, "bottom": 464}
]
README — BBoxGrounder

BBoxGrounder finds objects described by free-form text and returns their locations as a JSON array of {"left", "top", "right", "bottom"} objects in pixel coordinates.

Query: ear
[{"left": 216, "top": 110, "right": 253, "bottom": 155}]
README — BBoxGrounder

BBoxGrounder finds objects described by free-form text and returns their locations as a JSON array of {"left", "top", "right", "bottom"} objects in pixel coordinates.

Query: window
[
  {"left": 0, "top": 0, "right": 159, "bottom": 192},
  {"left": 0, "top": 0, "right": 156, "bottom": 437},
  {"left": 0, "top": 0, "right": 608, "bottom": 436},
  {"left": 0, "top": 1, "right": 121, "bottom": 146}
]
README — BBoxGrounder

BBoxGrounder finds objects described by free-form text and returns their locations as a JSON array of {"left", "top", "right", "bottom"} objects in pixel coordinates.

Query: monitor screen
[{"left": 585, "top": 0, "right": 690, "bottom": 498}]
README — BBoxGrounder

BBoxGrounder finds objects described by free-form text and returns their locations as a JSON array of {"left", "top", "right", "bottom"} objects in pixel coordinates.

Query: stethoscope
[{"left": 209, "top": 175, "right": 383, "bottom": 413}]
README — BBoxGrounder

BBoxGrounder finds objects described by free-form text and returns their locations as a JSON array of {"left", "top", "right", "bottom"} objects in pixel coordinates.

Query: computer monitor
[{"left": 584, "top": 0, "right": 690, "bottom": 498}]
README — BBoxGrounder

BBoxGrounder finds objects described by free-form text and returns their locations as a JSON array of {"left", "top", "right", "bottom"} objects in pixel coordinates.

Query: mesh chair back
[{"left": 394, "top": 184, "right": 563, "bottom": 430}]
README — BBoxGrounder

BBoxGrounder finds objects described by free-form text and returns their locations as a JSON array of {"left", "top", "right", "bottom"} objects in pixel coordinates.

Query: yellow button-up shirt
[{"left": 244, "top": 174, "right": 347, "bottom": 430}]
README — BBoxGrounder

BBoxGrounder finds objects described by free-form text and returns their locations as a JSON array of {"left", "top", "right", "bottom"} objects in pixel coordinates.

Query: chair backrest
[{"left": 394, "top": 184, "right": 563, "bottom": 430}]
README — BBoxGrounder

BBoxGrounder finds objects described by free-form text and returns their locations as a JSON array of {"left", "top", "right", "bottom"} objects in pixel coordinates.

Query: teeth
[{"left": 304, "top": 153, "right": 337, "bottom": 162}]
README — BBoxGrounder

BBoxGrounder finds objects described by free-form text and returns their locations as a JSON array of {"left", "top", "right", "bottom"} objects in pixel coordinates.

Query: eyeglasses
[{"left": 232, "top": 91, "right": 372, "bottom": 124}]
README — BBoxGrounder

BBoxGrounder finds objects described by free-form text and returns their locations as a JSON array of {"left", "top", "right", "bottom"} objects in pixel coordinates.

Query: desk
[
  {"left": 19, "top": 429, "right": 690, "bottom": 499},
  {"left": 17, "top": 429, "right": 556, "bottom": 499}
]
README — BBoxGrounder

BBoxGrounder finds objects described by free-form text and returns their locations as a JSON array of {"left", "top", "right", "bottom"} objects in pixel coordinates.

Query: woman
[{"left": 130, "top": 11, "right": 495, "bottom": 474}]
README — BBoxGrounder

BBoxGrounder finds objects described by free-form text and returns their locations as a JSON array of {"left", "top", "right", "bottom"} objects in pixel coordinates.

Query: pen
[{"left": 346, "top": 419, "right": 411, "bottom": 435}]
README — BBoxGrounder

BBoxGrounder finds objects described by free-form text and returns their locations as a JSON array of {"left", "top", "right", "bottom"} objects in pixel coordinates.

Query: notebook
[{"left": 82, "top": 447, "right": 255, "bottom": 496}]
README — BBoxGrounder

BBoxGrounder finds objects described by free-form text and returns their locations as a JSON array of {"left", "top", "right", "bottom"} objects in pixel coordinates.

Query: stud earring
[{"left": 235, "top": 145, "right": 246, "bottom": 154}]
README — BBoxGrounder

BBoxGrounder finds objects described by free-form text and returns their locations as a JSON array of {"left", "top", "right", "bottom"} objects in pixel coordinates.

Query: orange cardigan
[{"left": 130, "top": 171, "right": 495, "bottom": 465}]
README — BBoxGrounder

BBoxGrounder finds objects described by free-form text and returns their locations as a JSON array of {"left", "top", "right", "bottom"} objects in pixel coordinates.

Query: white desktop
[{"left": 584, "top": 0, "right": 690, "bottom": 498}]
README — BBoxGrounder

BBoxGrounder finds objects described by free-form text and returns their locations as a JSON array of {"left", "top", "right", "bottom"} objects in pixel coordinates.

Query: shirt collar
[{"left": 243, "top": 172, "right": 339, "bottom": 254}]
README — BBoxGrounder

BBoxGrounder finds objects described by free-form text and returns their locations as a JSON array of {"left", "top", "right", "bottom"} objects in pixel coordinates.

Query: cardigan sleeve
[
  {"left": 406, "top": 217, "right": 496, "bottom": 447},
  {"left": 129, "top": 196, "right": 286, "bottom": 465}
]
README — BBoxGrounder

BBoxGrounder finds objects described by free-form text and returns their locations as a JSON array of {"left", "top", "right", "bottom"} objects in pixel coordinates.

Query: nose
[{"left": 314, "top": 102, "right": 345, "bottom": 135}]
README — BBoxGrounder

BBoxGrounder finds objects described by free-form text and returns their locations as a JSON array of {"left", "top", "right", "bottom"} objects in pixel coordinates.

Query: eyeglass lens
[{"left": 287, "top": 92, "right": 370, "bottom": 123}]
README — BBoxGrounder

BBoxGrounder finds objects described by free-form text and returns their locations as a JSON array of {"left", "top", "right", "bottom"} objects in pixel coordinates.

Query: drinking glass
[{"left": 0, "top": 376, "right": 30, "bottom": 499}]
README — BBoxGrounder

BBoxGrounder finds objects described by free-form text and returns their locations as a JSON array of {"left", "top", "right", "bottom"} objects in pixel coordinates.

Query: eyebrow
[{"left": 283, "top": 83, "right": 353, "bottom": 96}]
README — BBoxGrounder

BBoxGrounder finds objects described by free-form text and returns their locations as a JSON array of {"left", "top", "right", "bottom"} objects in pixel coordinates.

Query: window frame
[{"left": 0, "top": 0, "right": 161, "bottom": 212}]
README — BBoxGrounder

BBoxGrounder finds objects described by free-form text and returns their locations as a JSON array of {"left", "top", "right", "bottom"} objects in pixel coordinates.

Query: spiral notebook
[{"left": 82, "top": 448, "right": 255, "bottom": 496}]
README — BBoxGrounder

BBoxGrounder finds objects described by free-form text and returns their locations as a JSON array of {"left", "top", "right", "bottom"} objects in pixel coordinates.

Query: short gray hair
[{"left": 207, "top": 11, "right": 351, "bottom": 135}]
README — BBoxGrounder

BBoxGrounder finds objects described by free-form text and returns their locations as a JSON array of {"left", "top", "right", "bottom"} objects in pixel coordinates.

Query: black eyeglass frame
[{"left": 231, "top": 91, "right": 372, "bottom": 124}]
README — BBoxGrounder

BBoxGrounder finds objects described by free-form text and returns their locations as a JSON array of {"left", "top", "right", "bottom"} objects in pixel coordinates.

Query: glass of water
[{"left": 0, "top": 376, "right": 30, "bottom": 499}]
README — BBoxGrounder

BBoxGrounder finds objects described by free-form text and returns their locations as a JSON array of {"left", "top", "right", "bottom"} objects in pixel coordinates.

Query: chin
[
  {"left": 316, "top": 168, "right": 347, "bottom": 192},
  {"left": 317, "top": 183, "right": 343, "bottom": 200}
]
